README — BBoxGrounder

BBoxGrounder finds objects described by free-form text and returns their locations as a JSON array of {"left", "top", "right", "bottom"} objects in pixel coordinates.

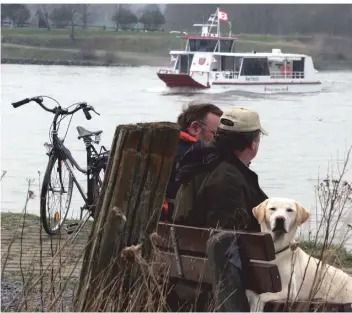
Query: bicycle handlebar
[
  {"left": 83, "top": 107, "right": 92, "bottom": 120},
  {"left": 11, "top": 96, "right": 100, "bottom": 120},
  {"left": 12, "top": 98, "right": 31, "bottom": 108}
]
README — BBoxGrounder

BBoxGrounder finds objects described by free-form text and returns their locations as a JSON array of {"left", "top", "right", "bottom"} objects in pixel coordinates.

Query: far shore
[
  {"left": 2, "top": 28, "right": 352, "bottom": 71},
  {"left": 1, "top": 57, "right": 137, "bottom": 67}
]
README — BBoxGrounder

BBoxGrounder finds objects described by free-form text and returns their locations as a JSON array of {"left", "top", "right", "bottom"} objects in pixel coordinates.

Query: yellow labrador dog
[{"left": 245, "top": 197, "right": 352, "bottom": 312}]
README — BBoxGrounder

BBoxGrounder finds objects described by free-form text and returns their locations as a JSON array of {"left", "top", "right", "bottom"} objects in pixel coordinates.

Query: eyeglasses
[{"left": 197, "top": 120, "right": 217, "bottom": 135}]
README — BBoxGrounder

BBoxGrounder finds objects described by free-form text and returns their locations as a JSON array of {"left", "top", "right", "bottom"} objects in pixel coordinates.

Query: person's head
[
  {"left": 216, "top": 107, "right": 268, "bottom": 165},
  {"left": 177, "top": 100, "right": 223, "bottom": 142}
]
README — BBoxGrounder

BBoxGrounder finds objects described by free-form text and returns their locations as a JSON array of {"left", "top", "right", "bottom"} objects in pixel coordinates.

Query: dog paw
[{"left": 246, "top": 290, "right": 264, "bottom": 312}]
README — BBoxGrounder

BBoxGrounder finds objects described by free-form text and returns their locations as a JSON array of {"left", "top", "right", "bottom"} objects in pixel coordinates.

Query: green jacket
[{"left": 172, "top": 142, "right": 267, "bottom": 231}]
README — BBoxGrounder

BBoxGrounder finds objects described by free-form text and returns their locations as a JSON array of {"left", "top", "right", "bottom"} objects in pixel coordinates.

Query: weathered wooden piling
[{"left": 74, "top": 122, "right": 180, "bottom": 312}]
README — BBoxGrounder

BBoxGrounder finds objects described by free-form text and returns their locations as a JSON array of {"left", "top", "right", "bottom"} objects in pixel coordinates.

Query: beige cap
[{"left": 218, "top": 107, "right": 268, "bottom": 135}]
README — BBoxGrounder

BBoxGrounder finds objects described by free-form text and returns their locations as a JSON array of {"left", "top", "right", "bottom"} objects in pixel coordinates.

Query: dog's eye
[
  {"left": 269, "top": 207, "right": 276, "bottom": 211},
  {"left": 286, "top": 208, "right": 294, "bottom": 212}
]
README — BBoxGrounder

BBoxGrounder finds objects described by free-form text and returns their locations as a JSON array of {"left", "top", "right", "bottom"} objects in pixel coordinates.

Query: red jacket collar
[{"left": 179, "top": 131, "right": 197, "bottom": 143}]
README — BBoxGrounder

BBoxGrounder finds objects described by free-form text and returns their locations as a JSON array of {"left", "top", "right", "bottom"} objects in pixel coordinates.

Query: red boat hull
[{"left": 157, "top": 73, "right": 208, "bottom": 89}]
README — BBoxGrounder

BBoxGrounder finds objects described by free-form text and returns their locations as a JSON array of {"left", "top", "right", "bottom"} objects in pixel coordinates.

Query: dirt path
[{"left": 1, "top": 213, "right": 92, "bottom": 279}]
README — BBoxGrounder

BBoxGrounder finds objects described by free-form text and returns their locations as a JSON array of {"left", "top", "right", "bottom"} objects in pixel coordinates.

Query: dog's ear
[
  {"left": 252, "top": 199, "right": 269, "bottom": 224},
  {"left": 295, "top": 202, "right": 310, "bottom": 226}
]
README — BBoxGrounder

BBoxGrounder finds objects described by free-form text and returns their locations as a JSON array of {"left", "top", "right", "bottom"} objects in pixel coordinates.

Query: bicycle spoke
[{"left": 44, "top": 158, "right": 73, "bottom": 233}]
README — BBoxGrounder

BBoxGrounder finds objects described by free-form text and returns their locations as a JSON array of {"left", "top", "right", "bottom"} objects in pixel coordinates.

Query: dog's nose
[
  {"left": 273, "top": 216, "right": 287, "bottom": 233},
  {"left": 276, "top": 216, "right": 286, "bottom": 222}
]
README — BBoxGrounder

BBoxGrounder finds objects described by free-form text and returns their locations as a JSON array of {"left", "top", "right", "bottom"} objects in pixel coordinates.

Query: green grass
[
  {"left": 1, "top": 34, "right": 181, "bottom": 56},
  {"left": 2, "top": 27, "right": 352, "bottom": 69},
  {"left": 235, "top": 33, "right": 286, "bottom": 43},
  {"left": 0, "top": 211, "right": 92, "bottom": 228},
  {"left": 1, "top": 211, "right": 40, "bottom": 224},
  {"left": 2, "top": 28, "right": 309, "bottom": 43},
  {"left": 300, "top": 239, "right": 352, "bottom": 268},
  {"left": 1, "top": 27, "right": 173, "bottom": 38},
  {"left": 1, "top": 45, "right": 78, "bottom": 60},
  {"left": 235, "top": 41, "right": 304, "bottom": 54},
  {"left": 1, "top": 27, "right": 310, "bottom": 56},
  {"left": 1, "top": 27, "right": 306, "bottom": 50}
]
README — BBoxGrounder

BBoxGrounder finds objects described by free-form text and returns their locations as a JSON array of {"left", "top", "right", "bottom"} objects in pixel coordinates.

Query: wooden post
[{"left": 75, "top": 122, "right": 179, "bottom": 312}]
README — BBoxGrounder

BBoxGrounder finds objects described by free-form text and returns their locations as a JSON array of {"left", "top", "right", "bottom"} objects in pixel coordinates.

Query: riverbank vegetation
[{"left": 2, "top": 27, "right": 352, "bottom": 69}]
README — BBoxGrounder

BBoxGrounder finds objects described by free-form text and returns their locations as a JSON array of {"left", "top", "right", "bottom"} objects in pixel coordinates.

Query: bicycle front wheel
[{"left": 40, "top": 154, "right": 74, "bottom": 235}]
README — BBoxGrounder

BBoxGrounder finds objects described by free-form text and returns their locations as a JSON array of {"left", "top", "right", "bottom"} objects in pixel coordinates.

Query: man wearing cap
[{"left": 172, "top": 107, "right": 268, "bottom": 311}]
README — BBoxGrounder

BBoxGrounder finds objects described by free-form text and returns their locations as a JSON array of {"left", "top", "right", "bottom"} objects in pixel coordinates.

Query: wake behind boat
[{"left": 157, "top": 8, "right": 322, "bottom": 93}]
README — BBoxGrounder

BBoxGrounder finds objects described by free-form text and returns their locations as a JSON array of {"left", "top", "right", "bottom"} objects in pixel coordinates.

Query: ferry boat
[{"left": 157, "top": 8, "right": 322, "bottom": 93}]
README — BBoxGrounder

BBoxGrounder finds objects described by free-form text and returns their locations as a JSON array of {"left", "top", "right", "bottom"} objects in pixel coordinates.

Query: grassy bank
[
  {"left": 2, "top": 28, "right": 352, "bottom": 69},
  {"left": 0, "top": 211, "right": 94, "bottom": 231},
  {"left": 1, "top": 207, "right": 351, "bottom": 311},
  {"left": 1, "top": 211, "right": 352, "bottom": 268}
]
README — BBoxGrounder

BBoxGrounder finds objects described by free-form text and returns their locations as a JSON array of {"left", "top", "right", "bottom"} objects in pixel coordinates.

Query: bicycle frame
[{"left": 45, "top": 108, "right": 107, "bottom": 208}]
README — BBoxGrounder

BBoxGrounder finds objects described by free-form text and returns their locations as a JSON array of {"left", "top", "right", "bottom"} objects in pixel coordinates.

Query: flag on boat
[{"left": 218, "top": 9, "right": 228, "bottom": 22}]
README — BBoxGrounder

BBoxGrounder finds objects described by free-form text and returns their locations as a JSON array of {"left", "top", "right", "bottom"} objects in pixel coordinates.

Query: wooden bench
[{"left": 153, "top": 222, "right": 352, "bottom": 312}]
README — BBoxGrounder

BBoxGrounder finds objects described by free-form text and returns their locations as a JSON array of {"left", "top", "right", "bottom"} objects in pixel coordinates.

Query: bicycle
[{"left": 11, "top": 96, "right": 109, "bottom": 236}]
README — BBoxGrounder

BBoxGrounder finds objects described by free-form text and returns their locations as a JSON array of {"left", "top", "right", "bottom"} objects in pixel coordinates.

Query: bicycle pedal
[
  {"left": 65, "top": 223, "right": 79, "bottom": 234},
  {"left": 66, "top": 222, "right": 79, "bottom": 228},
  {"left": 66, "top": 228, "right": 74, "bottom": 235}
]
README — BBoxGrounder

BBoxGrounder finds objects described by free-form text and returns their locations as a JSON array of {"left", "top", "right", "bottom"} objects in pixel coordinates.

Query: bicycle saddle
[{"left": 76, "top": 126, "right": 103, "bottom": 139}]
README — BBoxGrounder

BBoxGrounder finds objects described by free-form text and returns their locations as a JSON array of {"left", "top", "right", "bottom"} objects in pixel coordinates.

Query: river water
[{"left": 1, "top": 64, "right": 352, "bottom": 250}]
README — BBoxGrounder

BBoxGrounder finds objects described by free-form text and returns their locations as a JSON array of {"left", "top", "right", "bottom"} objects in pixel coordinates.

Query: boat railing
[
  {"left": 220, "top": 71, "right": 240, "bottom": 79},
  {"left": 270, "top": 71, "right": 305, "bottom": 79},
  {"left": 159, "top": 69, "right": 175, "bottom": 74}
]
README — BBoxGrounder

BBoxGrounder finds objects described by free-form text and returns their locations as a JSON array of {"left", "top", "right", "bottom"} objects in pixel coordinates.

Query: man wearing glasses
[{"left": 160, "top": 100, "right": 223, "bottom": 221}]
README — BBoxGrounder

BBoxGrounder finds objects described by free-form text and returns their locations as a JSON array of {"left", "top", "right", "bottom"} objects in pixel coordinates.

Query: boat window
[
  {"left": 220, "top": 40, "right": 234, "bottom": 52},
  {"left": 179, "top": 55, "right": 189, "bottom": 73},
  {"left": 292, "top": 58, "right": 305, "bottom": 73},
  {"left": 267, "top": 57, "right": 305, "bottom": 79},
  {"left": 171, "top": 54, "right": 178, "bottom": 69},
  {"left": 240, "top": 58, "right": 270, "bottom": 76},
  {"left": 235, "top": 57, "right": 242, "bottom": 72},
  {"left": 176, "top": 54, "right": 194, "bottom": 74},
  {"left": 189, "top": 39, "right": 218, "bottom": 52},
  {"left": 221, "top": 56, "right": 235, "bottom": 71}
]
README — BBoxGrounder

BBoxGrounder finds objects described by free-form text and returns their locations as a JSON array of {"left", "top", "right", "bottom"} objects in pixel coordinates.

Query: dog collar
[{"left": 275, "top": 242, "right": 299, "bottom": 255}]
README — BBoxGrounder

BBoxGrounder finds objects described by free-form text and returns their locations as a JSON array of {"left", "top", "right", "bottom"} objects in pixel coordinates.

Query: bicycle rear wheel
[{"left": 40, "top": 154, "right": 74, "bottom": 235}]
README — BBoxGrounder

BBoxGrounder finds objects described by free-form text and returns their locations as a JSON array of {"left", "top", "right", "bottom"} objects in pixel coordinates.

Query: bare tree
[
  {"left": 82, "top": 4, "right": 89, "bottom": 29},
  {"left": 40, "top": 4, "right": 51, "bottom": 30}
]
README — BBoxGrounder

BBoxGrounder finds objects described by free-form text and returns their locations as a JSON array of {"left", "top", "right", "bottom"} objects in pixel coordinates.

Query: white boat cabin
[
  {"left": 170, "top": 41, "right": 315, "bottom": 82},
  {"left": 157, "top": 7, "right": 320, "bottom": 92}
]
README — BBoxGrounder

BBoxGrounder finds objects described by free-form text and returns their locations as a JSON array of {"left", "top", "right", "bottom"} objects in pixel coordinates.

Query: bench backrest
[{"left": 153, "top": 222, "right": 282, "bottom": 294}]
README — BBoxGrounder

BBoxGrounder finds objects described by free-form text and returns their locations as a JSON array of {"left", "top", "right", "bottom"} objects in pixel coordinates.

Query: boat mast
[
  {"left": 216, "top": 7, "right": 220, "bottom": 37},
  {"left": 192, "top": 7, "right": 232, "bottom": 38},
  {"left": 207, "top": 7, "right": 220, "bottom": 37}
]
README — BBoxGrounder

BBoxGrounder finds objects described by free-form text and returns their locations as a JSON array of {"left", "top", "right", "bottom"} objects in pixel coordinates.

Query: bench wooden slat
[
  {"left": 153, "top": 251, "right": 282, "bottom": 293},
  {"left": 264, "top": 300, "right": 352, "bottom": 312},
  {"left": 157, "top": 222, "right": 276, "bottom": 262}
]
